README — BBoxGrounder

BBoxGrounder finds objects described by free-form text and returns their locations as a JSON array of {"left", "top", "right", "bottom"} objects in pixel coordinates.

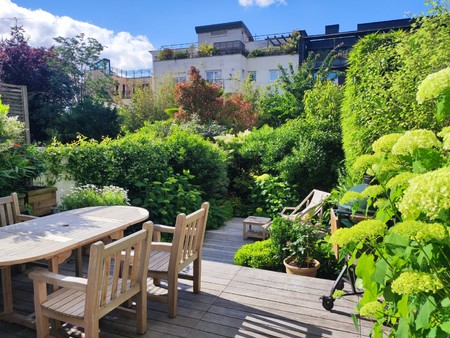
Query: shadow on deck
[{"left": 0, "top": 218, "right": 373, "bottom": 337}]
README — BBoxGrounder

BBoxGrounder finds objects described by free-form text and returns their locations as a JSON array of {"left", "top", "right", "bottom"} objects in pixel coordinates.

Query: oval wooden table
[{"left": 0, "top": 205, "right": 149, "bottom": 329}]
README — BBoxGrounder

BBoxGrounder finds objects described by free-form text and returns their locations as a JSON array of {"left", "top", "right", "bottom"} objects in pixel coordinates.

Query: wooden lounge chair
[
  {"left": 29, "top": 222, "right": 154, "bottom": 338},
  {"left": 280, "top": 189, "right": 330, "bottom": 221},
  {"left": 147, "top": 202, "right": 209, "bottom": 318}
]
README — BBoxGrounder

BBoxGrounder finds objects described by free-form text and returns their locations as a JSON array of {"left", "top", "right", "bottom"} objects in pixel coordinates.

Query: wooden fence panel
[{"left": 0, "top": 83, "right": 30, "bottom": 144}]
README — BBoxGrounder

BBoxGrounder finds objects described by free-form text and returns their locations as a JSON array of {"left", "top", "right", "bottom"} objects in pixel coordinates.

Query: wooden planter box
[{"left": 19, "top": 187, "right": 57, "bottom": 216}]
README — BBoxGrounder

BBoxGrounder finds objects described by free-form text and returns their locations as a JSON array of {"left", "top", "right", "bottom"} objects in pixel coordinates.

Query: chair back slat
[
  {"left": 0, "top": 194, "right": 19, "bottom": 226},
  {"left": 110, "top": 251, "right": 121, "bottom": 297},
  {"left": 86, "top": 222, "right": 153, "bottom": 312},
  {"left": 172, "top": 203, "right": 209, "bottom": 267}
]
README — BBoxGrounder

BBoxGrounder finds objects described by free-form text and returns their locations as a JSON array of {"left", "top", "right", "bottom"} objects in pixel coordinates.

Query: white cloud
[
  {"left": 0, "top": 0, "right": 153, "bottom": 70},
  {"left": 238, "top": 0, "right": 286, "bottom": 7}
]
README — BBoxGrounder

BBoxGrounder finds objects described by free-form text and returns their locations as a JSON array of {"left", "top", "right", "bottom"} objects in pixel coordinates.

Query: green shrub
[
  {"left": 237, "top": 114, "right": 342, "bottom": 203},
  {"left": 163, "top": 125, "right": 229, "bottom": 200},
  {"left": 0, "top": 144, "right": 45, "bottom": 195},
  {"left": 269, "top": 216, "right": 299, "bottom": 264},
  {"left": 233, "top": 239, "right": 279, "bottom": 270},
  {"left": 332, "top": 66, "right": 450, "bottom": 335},
  {"left": 313, "top": 235, "right": 340, "bottom": 280},
  {"left": 173, "top": 50, "right": 189, "bottom": 59},
  {"left": 249, "top": 173, "right": 294, "bottom": 218},
  {"left": 206, "top": 199, "right": 233, "bottom": 230},
  {"left": 134, "top": 168, "right": 203, "bottom": 226},
  {"left": 59, "top": 184, "right": 128, "bottom": 210},
  {"left": 157, "top": 48, "right": 174, "bottom": 61}
]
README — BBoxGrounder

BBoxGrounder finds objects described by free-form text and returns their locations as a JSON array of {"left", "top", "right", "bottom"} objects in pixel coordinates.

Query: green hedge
[
  {"left": 45, "top": 124, "right": 231, "bottom": 229},
  {"left": 341, "top": 13, "right": 450, "bottom": 176}
]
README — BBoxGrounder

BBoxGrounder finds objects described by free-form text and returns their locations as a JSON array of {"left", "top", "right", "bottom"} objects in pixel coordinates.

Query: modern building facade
[
  {"left": 150, "top": 19, "right": 412, "bottom": 92},
  {"left": 92, "top": 58, "right": 152, "bottom": 100}
]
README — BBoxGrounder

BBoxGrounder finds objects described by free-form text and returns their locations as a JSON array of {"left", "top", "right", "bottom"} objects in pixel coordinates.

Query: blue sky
[{"left": 0, "top": 0, "right": 431, "bottom": 70}]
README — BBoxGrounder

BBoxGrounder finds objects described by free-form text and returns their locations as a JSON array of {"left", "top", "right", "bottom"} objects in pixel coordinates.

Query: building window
[
  {"left": 248, "top": 71, "right": 256, "bottom": 81},
  {"left": 269, "top": 69, "right": 282, "bottom": 82},
  {"left": 206, "top": 70, "right": 222, "bottom": 84}
]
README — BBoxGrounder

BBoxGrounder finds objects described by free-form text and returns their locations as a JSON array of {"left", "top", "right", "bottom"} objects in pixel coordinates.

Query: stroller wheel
[{"left": 322, "top": 296, "right": 335, "bottom": 311}]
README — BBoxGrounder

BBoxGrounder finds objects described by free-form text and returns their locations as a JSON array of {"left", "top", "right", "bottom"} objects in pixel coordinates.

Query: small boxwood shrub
[{"left": 233, "top": 239, "right": 279, "bottom": 270}]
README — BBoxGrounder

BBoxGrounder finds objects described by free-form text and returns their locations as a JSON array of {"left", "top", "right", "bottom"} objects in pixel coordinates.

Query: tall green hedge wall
[{"left": 341, "top": 13, "right": 450, "bottom": 176}]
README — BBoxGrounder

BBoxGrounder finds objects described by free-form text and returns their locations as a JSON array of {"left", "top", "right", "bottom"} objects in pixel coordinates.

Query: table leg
[
  {"left": 1, "top": 267, "right": 13, "bottom": 314},
  {"left": 75, "top": 248, "right": 83, "bottom": 277},
  {"left": 0, "top": 266, "right": 36, "bottom": 329}
]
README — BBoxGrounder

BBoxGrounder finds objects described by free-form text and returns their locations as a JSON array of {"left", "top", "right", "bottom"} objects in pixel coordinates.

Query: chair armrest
[
  {"left": 153, "top": 224, "right": 175, "bottom": 233},
  {"left": 28, "top": 269, "right": 87, "bottom": 292},
  {"left": 153, "top": 224, "right": 175, "bottom": 242},
  {"left": 280, "top": 207, "right": 295, "bottom": 215},
  {"left": 17, "top": 214, "right": 37, "bottom": 222},
  {"left": 151, "top": 242, "right": 172, "bottom": 252}
]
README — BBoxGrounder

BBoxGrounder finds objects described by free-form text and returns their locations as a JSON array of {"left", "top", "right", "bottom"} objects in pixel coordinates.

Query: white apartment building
[
  {"left": 149, "top": 21, "right": 299, "bottom": 92},
  {"left": 149, "top": 19, "right": 413, "bottom": 91}
]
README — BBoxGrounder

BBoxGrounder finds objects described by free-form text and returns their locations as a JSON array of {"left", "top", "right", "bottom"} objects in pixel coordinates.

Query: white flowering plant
[
  {"left": 330, "top": 68, "right": 450, "bottom": 337},
  {"left": 59, "top": 184, "right": 129, "bottom": 211}
]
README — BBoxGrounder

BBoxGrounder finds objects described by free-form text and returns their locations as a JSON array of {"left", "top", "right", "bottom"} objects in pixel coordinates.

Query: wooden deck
[{"left": 0, "top": 218, "right": 373, "bottom": 337}]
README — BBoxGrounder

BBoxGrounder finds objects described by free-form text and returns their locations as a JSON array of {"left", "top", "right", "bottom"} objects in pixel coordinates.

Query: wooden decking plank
[{"left": 207, "top": 302, "right": 365, "bottom": 336}]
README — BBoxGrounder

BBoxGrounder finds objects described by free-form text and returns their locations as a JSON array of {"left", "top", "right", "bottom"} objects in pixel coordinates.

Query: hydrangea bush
[{"left": 331, "top": 68, "right": 450, "bottom": 337}]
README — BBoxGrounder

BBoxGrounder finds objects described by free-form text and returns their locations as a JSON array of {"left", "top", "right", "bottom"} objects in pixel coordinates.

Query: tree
[
  {"left": 0, "top": 26, "right": 73, "bottom": 141},
  {"left": 174, "top": 66, "right": 257, "bottom": 132},
  {"left": 257, "top": 47, "right": 341, "bottom": 126},
  {"left": 54, "top": 97, "right": 121, "bottom": 143},
  {"left": 53, "top": 33, "right": 107, "bottom": 103},
  {"left": 174, "top": 66, "right": 223, "bottom": 123},
  {"left": 120, "top": 75, "right": 176, "bottom": 132}
]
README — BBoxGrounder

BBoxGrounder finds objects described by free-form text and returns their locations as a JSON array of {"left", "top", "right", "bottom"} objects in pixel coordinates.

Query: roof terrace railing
[{"left": 110, "top": 66, "right": 152, "bottom": 79}]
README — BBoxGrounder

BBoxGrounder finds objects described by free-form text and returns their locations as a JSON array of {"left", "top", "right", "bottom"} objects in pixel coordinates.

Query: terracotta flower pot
[{"left": 283, "top": 256, "right": 320, "bottom": 277}]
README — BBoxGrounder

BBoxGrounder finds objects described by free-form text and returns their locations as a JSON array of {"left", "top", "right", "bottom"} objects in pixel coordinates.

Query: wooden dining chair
[
  {"left": 0, "top": 192, "right": 37, "bottom": 314},
  {"left": 29, "top": 222, "right": 154, "bottom": 338},
  {"left": 147, "top": 202, "right": 209, "bottom": 318},
  {"left": 0, "top": 192, "right": 36, "bottom": 225}
]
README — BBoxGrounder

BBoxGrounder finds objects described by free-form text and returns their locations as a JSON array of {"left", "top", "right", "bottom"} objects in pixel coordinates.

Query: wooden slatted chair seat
[
  {"left": 29, "top": 222, "right": 153, "bottom": 338},
  {"left": 41, "top": 277, "right": 132, "bottom": 319},
  {"left": 147, "top": 202, "right": 209, "bottom": 318}
]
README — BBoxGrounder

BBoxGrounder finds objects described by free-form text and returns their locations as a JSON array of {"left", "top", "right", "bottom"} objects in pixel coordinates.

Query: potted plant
[{"left": 282, "top": 219, "right": 321, "bottom": 277}]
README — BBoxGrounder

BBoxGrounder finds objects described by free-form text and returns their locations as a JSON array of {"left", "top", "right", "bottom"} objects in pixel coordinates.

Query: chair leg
[
  {"left": 84, "top": 318, "right": 99, "bottom": 338},
  {"left": 135, "top": 289, "right": 147, "bottom": 334},
  {"left": 193, "top": 259, "right": 201, "bottom": 294},
  {"left": 153, "top": 277, "right": 161, "bottom": 286},
  {"left": 168, "top": 275, "right": 178, "bottom": 318},
  {"left": 33, "top": 281, "right": 50, "bottom": 338}
]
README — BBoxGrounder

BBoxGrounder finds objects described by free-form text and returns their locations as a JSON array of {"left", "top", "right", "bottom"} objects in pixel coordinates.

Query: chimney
[{"left": 325, "top": 24, "right": 339, "bottom": 34}]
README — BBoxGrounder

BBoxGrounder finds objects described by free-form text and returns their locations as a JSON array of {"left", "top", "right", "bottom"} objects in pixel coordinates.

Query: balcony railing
[{"left": 110, "top": 66, "right": 152, "bottom": 78}]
